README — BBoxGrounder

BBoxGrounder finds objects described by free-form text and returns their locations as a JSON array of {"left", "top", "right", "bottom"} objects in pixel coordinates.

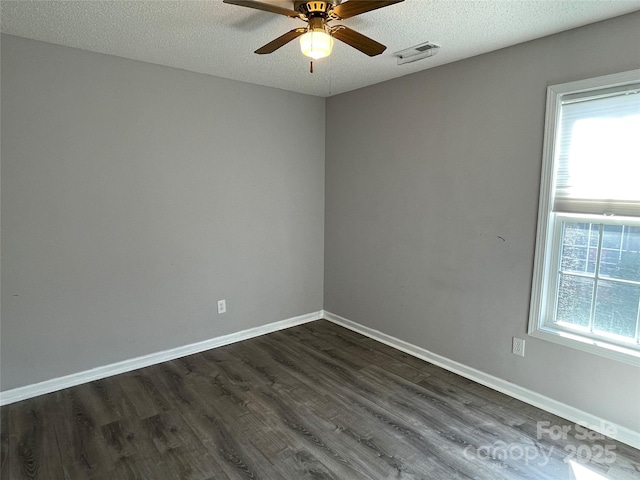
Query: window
[{"left": 529, "top": 70, "right": 640, "bottom": 365}]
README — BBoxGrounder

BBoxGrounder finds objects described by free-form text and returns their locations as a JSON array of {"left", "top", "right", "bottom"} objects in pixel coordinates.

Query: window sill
[{"left": 529, "top": 326, "right": 640, "bottom": 366}]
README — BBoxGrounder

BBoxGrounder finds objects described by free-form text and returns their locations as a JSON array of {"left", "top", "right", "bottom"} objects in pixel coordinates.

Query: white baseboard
[
  {"left": 322, "top": 310, "right": 640, "bottom": 450},
  {"left": 0, "top": 311, "right": 323, "bottom": 406}
]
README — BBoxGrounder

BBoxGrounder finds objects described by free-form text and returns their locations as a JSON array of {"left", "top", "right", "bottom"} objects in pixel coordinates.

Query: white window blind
[{"left": 553, "top": 85, "right": 640, "bottom": 217}]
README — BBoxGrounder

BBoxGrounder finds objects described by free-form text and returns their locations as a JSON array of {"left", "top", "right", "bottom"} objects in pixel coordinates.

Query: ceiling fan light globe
[{"left": 300, "top": 30, "right": 333, "bottom": 59}]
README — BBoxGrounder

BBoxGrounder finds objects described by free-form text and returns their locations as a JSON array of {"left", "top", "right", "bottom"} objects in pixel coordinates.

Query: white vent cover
[{"left": 394, "top": 42, "right": 440, "bottom": 65}]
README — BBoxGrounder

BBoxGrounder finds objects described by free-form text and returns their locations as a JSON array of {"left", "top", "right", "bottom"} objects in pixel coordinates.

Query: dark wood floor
[{"left": 1, "top": 320, "right": 639, "bottom": 479}]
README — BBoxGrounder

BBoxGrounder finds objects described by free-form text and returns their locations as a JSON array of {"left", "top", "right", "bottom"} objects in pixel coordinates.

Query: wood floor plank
[
  {"left": 70, "top": 377, "right": 137, "bottom": 429},
  {"left": 115, "top": 374, "right": 164, "bottom": 422},
  {"left": 124, "top": 369, "right": 174, "bottom": 416},
  {"left": 303, "top": 320, "right": 443, "bottom": 375},
  {"left": 49, "top": 389, "right": 112, "bottom": 479},
  {"left": 100, "top": 418, "right": 160, "bottom": 479},
  {"left": 283, "top": 322, "right": 431, "bottom": 383},
  {"left": 6, "top": 395, "right": 66, "bottom": 480},
  {"left": 3, "top": 320, "right": 640, "bottom": 479},
  {"left": 159, "top": 358, "right": 282, "bottom": 479},
  {"left": 1, "top": 406, "right": 9, "bottom": 480},
  {"left": 178, "top": 405, "right": 264, "bottom": 479},
  {"left": 140, "top": 411, "right": 217, "bottom": 480}
]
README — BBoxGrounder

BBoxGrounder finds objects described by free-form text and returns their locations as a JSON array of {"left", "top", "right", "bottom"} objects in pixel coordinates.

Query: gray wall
[
  {"left": 324, "top": 12, "right": 640, "bottom": 431},
  {"left": 1, "top": 34, "right": 325, "bottom": 391}
]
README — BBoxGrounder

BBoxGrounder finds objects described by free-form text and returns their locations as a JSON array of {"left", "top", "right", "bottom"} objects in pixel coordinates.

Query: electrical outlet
[
  {"left": 217, "top": 299, "right": 226, "bottom": 314},
  {"left": 512, "top": 337, "right": 525, "bottom": 357}
]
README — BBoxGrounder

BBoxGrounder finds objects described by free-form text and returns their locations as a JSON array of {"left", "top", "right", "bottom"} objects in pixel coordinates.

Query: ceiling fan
[{"left": 223, "top": 0, "right": 404, "bottom": 60}]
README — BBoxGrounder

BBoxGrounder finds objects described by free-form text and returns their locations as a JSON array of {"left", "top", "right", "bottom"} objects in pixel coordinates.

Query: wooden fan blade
[
  {"left": 255, "top": 28, "right": 307, "bottom": 54},
  {"left": 331, "top": 26, "right": 386, "bottom": 56},
  {"left": 223, "top": 0, "right": 300, "bottom": 18},
  {"left": 331, "top": 0, "right": 404, "bottom": 19}
]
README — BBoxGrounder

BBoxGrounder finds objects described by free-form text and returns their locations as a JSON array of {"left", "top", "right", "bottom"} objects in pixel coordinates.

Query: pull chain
[{"left": 310, "top": 61, "right": 314, "bottom": 74}]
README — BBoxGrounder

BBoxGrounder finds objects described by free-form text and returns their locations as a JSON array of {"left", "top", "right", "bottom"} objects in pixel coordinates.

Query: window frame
[{"left": 528, "top": 70, "right": 640, "bottom": 366}]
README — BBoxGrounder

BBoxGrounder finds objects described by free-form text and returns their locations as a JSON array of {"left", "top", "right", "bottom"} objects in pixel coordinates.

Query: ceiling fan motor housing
[
  {"left": 295, "top": 1, "right": 336, "bottom": 35},
  {"left": 294, "top": 1, "right": 337, "bottom": 16}
]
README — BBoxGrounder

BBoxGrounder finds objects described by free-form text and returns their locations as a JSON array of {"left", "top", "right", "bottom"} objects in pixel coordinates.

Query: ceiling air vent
[{"left": 393, "top": 42, "right": 440, "bottom": 65}]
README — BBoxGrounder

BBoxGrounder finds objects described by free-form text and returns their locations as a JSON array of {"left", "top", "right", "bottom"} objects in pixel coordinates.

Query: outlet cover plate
[
  {"left": 512, "top": 337, "right": 525, "bottom": 357},
  {"left": 217, "top": 299, "right": 226, "bottom": 314}
]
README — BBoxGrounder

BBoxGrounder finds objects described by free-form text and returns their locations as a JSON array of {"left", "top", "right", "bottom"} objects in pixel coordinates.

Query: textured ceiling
[{"left": 2, "top": 1, "right": 639, "bottom": 97}]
